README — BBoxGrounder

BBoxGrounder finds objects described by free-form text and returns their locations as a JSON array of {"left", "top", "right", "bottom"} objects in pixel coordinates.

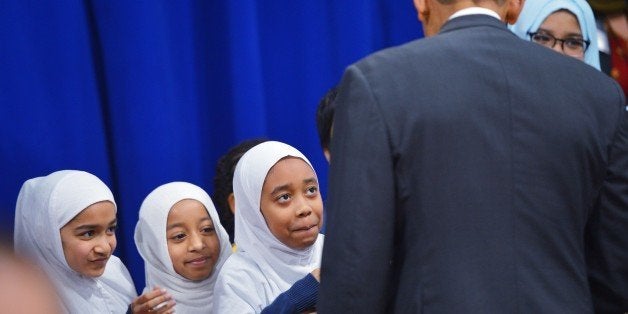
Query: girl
[
  {"left": 14, "top": 170, "right": 137, "bottom": 313},
  {"left": 510, "top": 0, "right": 600, "bottom": 69},
  {"left": 213, "top": 141, "right": 324, "bottom": 313},
  {"left": 133, "top": 182, "right": 232, "bottom": 313}
]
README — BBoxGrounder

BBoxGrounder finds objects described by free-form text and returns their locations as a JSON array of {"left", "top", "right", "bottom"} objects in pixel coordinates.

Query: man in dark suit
[{"left": 318, "top": 0, "right": 628, "bottom": 312}]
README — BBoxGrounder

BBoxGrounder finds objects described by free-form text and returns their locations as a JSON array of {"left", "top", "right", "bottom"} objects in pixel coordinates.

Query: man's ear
[
  {"left": 505, "top": 0, "right": 524, "bottom": 24},
  {"left": 413, "top": 0, "right": 429, "bottom": 23}
]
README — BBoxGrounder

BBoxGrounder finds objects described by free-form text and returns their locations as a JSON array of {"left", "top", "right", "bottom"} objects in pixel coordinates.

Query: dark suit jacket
[{"left": 318, "top": 14, "right": 627, "bottom": 313}]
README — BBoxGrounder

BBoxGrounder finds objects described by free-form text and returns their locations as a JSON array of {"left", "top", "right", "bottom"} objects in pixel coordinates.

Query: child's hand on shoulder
[
  {"left": 130, "top": 287, "right": 176, "bottom": 313},
  {"left": 311, "top": 268, "right": 320, "bottom": 282}
]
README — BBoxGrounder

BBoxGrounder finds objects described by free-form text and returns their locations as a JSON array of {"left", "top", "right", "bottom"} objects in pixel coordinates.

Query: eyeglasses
[{"left": 527, "top": 31, "right": 590, "bottom": 56}]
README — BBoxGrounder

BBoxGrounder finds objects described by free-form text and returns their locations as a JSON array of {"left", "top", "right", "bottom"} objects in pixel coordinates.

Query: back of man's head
[
  {"left": 435, "top": 0, "right": 506, "bottom": 5},
  {"left": 414, "top": 0, "right": 522, "bottom": 36}
]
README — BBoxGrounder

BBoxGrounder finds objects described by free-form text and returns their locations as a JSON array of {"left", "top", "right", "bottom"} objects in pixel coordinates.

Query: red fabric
[{"left": 610, "top": 32, "right": 628, "bottom": 98}]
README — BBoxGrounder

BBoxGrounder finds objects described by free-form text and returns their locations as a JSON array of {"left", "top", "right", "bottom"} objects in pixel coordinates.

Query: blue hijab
[{"left": 509, "top": 0, "right": 600, "bottom": 70}]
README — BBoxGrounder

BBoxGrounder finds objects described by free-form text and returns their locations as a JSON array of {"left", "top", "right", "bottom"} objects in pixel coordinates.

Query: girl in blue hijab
[{"left": 509, "top": 0, "right": 600, "bottom": 70}]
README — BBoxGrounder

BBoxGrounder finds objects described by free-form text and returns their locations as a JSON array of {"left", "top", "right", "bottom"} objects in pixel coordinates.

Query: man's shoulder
[
  {"left": 520, "top": 42, "right": 620, "bottom": 96},
  {"left": 352, "top": 25, "right": 503, "bottom": 73},
  {"left": 354, "top": 15, "right": 508, "bottom": 63},
  {"left": 350, "top": 37, "right": 436, "bottom": 76},
  {"left": 356, "top": 37, "right": 423, "bottom": 62}
]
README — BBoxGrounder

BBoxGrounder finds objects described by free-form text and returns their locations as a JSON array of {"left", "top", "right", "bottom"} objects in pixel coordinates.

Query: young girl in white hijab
[
  {"left": 13, "top": 170, "right": 137, "bottom": 313},
  {"left": 213, "top": 141, "right": 325, "bottom": 313},
  {"left": 134, "top": 182, "right": 232, "bottom": 313}
]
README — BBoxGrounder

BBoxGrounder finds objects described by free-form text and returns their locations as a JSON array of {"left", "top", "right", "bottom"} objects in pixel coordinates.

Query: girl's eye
[
  {"left": 277, "top": 194, "right": 291, "bottom": 203},
  {"left": 201, "top": 226, "right": 215, "bottom": 234},
  {"left": 171, "top": 233, "right": 186, "bottom": 242},
  {"left": 80, "top": 230, "right": 95, "bottom": 238},
  {"left": 305, "top": 186, "right": 319, "bottom": 196}
]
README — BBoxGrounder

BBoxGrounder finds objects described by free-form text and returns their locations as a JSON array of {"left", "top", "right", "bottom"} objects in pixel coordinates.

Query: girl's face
[
  {"left": 166, "top": 199, "right": 220, "bottom": 281},
  {"left": 260, "top": 157, "right": 323, "bottom": 250},
  {"left": 536, "top": 10, "right": 585, "bottom": 60},
  {"left": 60, "top": 201, "right": 117, "bottom": 277}
]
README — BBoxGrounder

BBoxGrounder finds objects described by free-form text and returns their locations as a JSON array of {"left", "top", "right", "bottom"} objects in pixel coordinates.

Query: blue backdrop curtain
[{"left": 0, "top": 0, "right": 422, "bottom": 290}]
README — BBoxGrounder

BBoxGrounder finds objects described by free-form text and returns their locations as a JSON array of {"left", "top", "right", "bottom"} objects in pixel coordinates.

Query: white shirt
[{"left": 449, "top": 7, "right": 501, "bottom": 21}]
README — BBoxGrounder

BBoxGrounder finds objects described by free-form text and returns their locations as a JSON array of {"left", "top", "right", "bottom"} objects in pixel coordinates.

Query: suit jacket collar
[{"left": 439, "top": 14, "right": 510, "bottom": 35}]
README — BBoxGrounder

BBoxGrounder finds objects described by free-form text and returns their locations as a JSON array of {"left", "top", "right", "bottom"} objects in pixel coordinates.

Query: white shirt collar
[{"left": 449, "top": 7, "right": 501, "bottom": 21}]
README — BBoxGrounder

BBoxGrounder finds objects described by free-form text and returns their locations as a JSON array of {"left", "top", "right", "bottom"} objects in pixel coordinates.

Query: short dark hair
[
  {"left": 316, "top": 87, "right": 338, "bottom": 151},
  {"left": 212, "top": 138, "right": 267, "bottom": 243},
  {"left": 438, "top": 0, "right": 505, "bottom": 5}
]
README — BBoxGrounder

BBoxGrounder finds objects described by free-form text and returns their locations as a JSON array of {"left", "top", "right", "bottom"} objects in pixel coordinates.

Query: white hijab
[
  {"left": 14, "top": 170, "right": 136, "bottom": 314},
  {"left": 233, "top": 141, "right": 324, "bottom": 291},
  {"left": 135, "top": 182, "right": 232, "bottom": 313}
]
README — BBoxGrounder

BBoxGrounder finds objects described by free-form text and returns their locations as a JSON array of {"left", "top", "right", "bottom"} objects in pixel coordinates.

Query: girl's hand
[
  {"left": 311, "top": 268, "right": 320, "bottom": 282},
  {"left": 130, "top": 287, "right": 176, "bottom": 313}
]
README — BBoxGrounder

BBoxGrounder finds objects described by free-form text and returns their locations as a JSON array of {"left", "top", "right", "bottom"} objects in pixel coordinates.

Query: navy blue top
[{"left": 262, "top": 273, "right": 319, "bottom": 314}]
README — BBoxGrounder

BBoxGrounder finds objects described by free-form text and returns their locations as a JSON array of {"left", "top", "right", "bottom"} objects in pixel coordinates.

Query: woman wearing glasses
[{"left": 509, "top": 0, "right": 600, "bottom": 70}]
